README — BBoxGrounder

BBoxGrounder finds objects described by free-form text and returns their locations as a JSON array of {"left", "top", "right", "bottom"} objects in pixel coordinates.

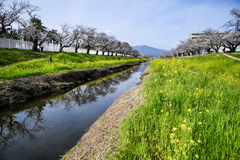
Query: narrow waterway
[{"left": 0, "top": 62, "right": 149, "bottom": 160}]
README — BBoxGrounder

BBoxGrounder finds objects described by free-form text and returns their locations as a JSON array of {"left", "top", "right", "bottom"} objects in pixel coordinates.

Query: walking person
[{"left": 49, "top": 57, "right": 52, "bottom": 64}]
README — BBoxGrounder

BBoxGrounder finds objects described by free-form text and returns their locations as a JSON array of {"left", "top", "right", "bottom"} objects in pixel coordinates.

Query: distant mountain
[{"left": 133, "top": 45, "right": 169, "bottom": 57}]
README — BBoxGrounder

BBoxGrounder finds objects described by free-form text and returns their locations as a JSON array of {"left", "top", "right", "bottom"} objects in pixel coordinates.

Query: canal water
[{"left": 0, "top": 62, "right": 149, "bottom": 160}]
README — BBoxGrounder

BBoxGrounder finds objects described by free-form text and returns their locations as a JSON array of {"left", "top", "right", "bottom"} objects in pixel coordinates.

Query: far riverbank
[{"left": 0, "top": 61, "right": 145, "bottom": 107}]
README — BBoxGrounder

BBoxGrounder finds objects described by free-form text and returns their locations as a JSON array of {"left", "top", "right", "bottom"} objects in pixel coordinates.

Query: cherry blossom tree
[
  {"left": 55, "top": 23, "right": 75, "bottom": 53},
  {"left": 0, "top": 0, "right": 31, "bottom": 36},
  {"left": 72, "top": 25, "right": 85, "bottom": 53},
  {"left": 81, "top": 26, "right": 98, "bottom": 54},
  {"left": 201, "top": 28, "right": 223, "bottom": 53}
]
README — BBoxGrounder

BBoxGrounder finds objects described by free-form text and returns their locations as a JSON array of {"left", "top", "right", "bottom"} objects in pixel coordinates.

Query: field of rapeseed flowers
[
  {"left": 113, "top": 53, "right": 240, "bottom": 159},
  {"left": 0, "top": 51, "right": 147, "bottom": 80}
]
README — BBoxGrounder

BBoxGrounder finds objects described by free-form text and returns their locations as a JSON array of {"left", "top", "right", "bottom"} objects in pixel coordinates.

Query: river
[{"left": 0, "top": 61, "right": 149, "bottom": 160}]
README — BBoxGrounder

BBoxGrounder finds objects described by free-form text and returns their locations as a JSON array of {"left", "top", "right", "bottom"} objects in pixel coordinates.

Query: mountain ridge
[{"left": 133, "top": 45, "right": 169, "bottom": 57}]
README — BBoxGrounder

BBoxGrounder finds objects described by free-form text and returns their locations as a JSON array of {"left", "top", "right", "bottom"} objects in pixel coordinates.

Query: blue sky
[{"left": 25, "top": 0, "right": 240, "bottom": 50}]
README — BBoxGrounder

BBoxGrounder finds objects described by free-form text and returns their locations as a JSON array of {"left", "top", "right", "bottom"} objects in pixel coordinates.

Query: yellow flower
[
  {"left": 172, "top": 127, "right": 177, "bottom": 131},
  {"left": 190, "top": 140, "right": 195, "bottom": 144},
  {"left": 183, "top": 119, "right": 186, "bottom": 123},
  {"left": 197, "top": 140, "right": 201, "bottom": 143},
  {"left": 163, "top": 66, "right": 165, "bottom": 69},
  {"left": 169, "top": 80, "right": 172, "bottom": 82},
  {"left": 195, "top": 155, "right": 199, "bottom": 159},
  {"left": 169, "top": 103, "right": 172, "bottom": 106},
  {"left": 181, "top": 124, "right": 186, "bottom": 129},
  {"left": 170, "top": 133, "right": 175, "bottom": 139},
  {"left": 199, "top": 122, "right": 202, "bottom": 125},
  {"left": 155, "top": 79, "right": 157, "bottom": 81},
  {"left": 153, "top": 109, "right": 155, "bottom": 111},
  {"left": 188, "top": 109, "right": 191, "bottom": 112},
  {"left": 188, "top": 127, "right": 192, "bottom": 130},
  {"left": 160, "top": 90, "right": 163, "bottom": 92},
  {"left": 196, "top": 88, "right": 199, "bottom": 91},
  {"left": 164, "top": 73, "right": 167, "bottom": 76},
  {"left": 199, "top": 112, "right": 202, "bottom": 114},
  {"left": 174, "top": 71, "right": 177, "bottom": 74},
  {"left": 178, "top": 60, "right": 180, "bottom": 62},
  {"left": 206, "top": 110, "right": 209, "bottom": 112},
  {"left": 161, "top": 110, "right": 163, "bottom": 112}
]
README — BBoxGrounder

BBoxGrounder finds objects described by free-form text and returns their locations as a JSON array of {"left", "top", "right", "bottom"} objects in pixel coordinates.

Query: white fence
[
  {"left": 0, "top": 38, "right": 121, "bottom": 56},
  {"left": 0, "top": 38, "right": 33, "bottom": 49}
]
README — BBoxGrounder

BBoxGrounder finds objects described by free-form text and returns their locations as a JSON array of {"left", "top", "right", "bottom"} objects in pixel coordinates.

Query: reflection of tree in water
[
  {"left": 49, "top": 66, "right": 140, "bottom": 110},
  {"left": 0, "top": 65, "right": 144, "bottom": 150},
  {"left": 0, "top": 105, "right": 46, "bottom": 150}
]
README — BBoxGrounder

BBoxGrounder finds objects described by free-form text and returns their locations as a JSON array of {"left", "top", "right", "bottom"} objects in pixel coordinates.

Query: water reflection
[
  {"left": 0, "top": 105, "right": 46, "bottom": 150},
  {"left": 0, "top": 62, "right": 149, "bottom": 160},
  {"left": 51, "top": 67, "right": 140, "bottom": 109}
]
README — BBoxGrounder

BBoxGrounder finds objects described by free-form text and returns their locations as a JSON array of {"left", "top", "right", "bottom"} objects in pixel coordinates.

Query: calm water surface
[{"left": 0, "top": 62, "right": 149, "bottom": 160}]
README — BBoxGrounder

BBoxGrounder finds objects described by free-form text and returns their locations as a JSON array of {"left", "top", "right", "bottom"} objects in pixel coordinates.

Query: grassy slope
[
  {"left": 0, "top": 49, "right": 147, "bottom": 80},
  {"left": 0, "top": 48, "right": 59, "bottom": 65},
  {"left": 113, "top": 53, "right": 240, "bottom": 159},
  {"left": 227, "top": 53, "right": 240, "bottom": 59}
]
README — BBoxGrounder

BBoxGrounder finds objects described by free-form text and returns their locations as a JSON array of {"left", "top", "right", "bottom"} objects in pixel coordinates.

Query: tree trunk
[
  {"left": 231, "top": 46, "right": 236, "bottom": 53},
  {"left": 87, "top": 45, "right": 90, "bottom": 54},
  {"left": 96, "top": 50, "right": 98, "bottom": 55},
  {"left": 75, "top": 46, "right": 79, "bottom": 53},
  {"left": 102, "top": 51, "right": 105, "bottom": 56},
  {"left": 108, "top": 52, "right": 109, "bottom": 56},
  {"left": 33, "top": 40, "right": 38, "bottom": 52},
  {"left": 59, "top": 44, "right": 63, "bottom": 52}
]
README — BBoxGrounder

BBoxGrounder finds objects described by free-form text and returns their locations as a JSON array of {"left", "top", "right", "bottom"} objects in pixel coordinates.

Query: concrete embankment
[{"left": 0, "top": 61, "right": 145, "bottom": 107}]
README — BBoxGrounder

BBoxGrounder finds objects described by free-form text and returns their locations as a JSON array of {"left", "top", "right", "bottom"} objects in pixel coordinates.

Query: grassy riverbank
[
  {"left": 0, "top": 49, "right": 147, "bottom": 80},
  {"left": 113, "top": 53, "right": 240, "bottom": 159},
  {"left": 0, "top": 48, "right": 59, "bottom": 65}
]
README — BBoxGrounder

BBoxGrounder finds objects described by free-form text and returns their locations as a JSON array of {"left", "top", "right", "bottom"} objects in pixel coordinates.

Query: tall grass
[
  {"left": 113, "top": 54, "right": 240, "bottom": 159},
  {"left": 0, "top": 52, "right": 146, "bottom": 80}
]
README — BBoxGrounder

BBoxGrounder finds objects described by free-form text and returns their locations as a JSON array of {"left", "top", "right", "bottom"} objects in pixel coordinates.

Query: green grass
[
  {"left": 112, "top": 53, "right": 240, "bottom": 159},
  {"left": 0, "top": 48, "right": 59, "bottom": 66},
  {"left": 227, "top": 53, "right": 240, "bottom": 59},
  {"left": 0, "top": 49, "right": 148, "bottom": 80}
]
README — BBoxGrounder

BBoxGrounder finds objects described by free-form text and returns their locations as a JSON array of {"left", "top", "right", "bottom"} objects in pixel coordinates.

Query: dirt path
[
  {"left": 60, "top": 67, "right": 151, "bottom": 160},
  {"left": 222, "top": 53, "right": 240, "bottom": 61}
]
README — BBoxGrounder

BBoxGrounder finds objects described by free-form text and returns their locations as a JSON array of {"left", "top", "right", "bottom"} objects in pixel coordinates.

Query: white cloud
[
  {"left": 174, "top": 27, "right": 181, "bottom": 30},
  {"left": 104, "top": 30, "right": 112, "bottom": 34}
]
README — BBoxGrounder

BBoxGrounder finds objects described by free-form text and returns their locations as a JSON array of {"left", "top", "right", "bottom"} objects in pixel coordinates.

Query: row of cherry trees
[
  {"left": 0, "top": 0, "right": 144, "bottom": 57},
  {"left": 160, "top": 8, "right": 240, "bottom": 58}
]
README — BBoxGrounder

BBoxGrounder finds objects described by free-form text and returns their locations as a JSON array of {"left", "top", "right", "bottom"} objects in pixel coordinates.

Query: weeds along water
[
  {"left": 112, "top": 53, "right": 240, "bottom": 159},
  {"left": 0, "top": 51, "right": 146, "bottom": 80}
]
